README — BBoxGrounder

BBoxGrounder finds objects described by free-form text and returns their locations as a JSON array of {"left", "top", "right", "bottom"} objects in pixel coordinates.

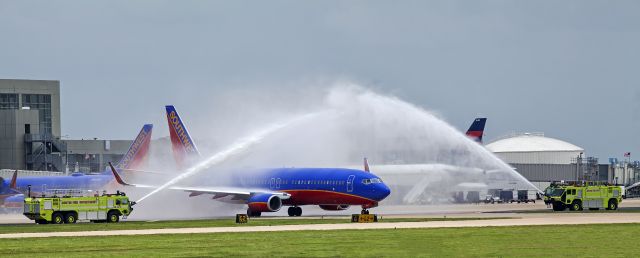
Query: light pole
[{"left": 576, "top": 152, "right": 583, "bottom": 181}]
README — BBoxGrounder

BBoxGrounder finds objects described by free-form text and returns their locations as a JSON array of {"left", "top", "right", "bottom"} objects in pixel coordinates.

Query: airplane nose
[{"left": 376, "top": 184, "right": 391, "bottom": 201}]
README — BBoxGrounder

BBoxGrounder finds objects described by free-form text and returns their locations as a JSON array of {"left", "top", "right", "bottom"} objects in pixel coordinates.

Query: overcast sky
[{"left": 0, "top": 1, "right": 638, "bottom": 160}]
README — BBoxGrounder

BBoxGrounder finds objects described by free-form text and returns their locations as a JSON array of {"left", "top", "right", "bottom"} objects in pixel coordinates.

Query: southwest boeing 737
[
  {"left": 13, "top": 124, "right": 153, "bottom": 197},
  {"left": 110, "top": 106, "right": 391, "bottom": 217}
]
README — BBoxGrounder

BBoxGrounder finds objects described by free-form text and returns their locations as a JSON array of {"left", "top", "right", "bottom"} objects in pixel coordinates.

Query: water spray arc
[
  {"left": 137, "top": 113, "right": 319, "bottom": 203},
  {"left": 136, "top": 84, "right": 538, "bottom": 208}
]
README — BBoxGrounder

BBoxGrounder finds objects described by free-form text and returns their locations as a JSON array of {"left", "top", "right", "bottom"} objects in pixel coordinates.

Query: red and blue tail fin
[
  {"left": 465, "top": 118, "right": 487, "bottom": 143},
  {"left": 114, "top": 124, "right": 153, "bottom": 170},
  {"left": 166, "top": 105, "right": 200, "bottom": 169},
  {"left": 9, "top": 170, "right": 17, "bottom": 189}
]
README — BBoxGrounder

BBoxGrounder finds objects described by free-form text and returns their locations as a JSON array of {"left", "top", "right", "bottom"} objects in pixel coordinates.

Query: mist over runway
[{"left": 117, "top": 84, "right": 538, "bottom": 219}]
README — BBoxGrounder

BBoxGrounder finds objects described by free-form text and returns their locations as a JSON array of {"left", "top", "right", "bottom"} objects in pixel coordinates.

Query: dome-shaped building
[
  {"left": 486, "top": 133, "right": 587, "bottom": 184},
  {"left": 486, "top": 133, "right": 584, "bottom": 165}
]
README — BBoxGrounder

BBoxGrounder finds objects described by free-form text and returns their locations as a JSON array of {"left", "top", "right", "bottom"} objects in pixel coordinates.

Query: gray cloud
[{"left": 0, "top": 0, "right": 638, "bottom": 159}]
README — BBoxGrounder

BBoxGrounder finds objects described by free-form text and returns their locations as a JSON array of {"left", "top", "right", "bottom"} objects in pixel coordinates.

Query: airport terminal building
[{"left": 0, "top": 79, "right": 132, "bottom": 173}]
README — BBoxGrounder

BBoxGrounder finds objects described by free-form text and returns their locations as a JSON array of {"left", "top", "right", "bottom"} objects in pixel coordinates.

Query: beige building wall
[
  {"left": 0, "top": 79, "right": 61, "bottom": 136},
  {"left": 0, "top": 109, "right": 39, "bottom": 169}
]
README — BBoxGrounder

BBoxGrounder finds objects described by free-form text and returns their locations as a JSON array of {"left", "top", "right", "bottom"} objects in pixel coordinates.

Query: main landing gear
[
  {"left": 360, "top": 209, "right": 370, "bottom": 215},
  {"left": 287, "top": 206, "right": 302, "bottom": 217},
  {"left": 247, "top": 208, "right": 262, "bottom": 217}
]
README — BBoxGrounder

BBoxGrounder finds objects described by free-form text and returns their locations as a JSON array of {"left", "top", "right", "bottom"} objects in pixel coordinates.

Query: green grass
[
  {"left": 0, "top": 223, "right": 638, "bottom": 257},
  {"left": 0, "top": 217, "right": 508, "bottom": 234}
]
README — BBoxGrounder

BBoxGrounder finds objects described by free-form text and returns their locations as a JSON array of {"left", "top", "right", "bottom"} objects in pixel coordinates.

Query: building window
[
  {"left": 22, "top": 94, "right": 52, "bottom": 134},
  {"left": 0, "top": 93, "right": 18, "bottom": 109}
]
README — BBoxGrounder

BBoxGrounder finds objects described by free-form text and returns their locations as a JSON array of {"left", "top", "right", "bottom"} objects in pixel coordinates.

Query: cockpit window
[{"left": 362, "top": 178, "right": 383, "bottom": 185}]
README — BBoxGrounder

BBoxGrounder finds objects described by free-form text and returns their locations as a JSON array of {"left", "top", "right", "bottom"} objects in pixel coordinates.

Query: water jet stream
[{"left": 137, "top": 112, "right": 319, "bottom": 203}]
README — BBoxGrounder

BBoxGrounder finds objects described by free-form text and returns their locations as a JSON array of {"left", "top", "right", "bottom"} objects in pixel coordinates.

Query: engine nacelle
[
  {"left": 247, "top": 194, "right": 282, "bottom": 212},
  {"left": 319, "top": 205, "right": 350, "bottom": 211}
]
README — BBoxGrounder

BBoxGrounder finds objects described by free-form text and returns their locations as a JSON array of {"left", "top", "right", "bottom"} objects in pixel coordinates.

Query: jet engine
[{"left": 247, "top": 194, "right": 283, "bottom": 212}]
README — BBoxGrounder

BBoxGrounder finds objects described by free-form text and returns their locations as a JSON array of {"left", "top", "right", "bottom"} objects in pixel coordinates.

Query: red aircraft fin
[
  {"left": 9, "top": 170, "right": 17, "bottom": 189},
  {"left": 364, "top": 158, "right": 370, "bottom": 172}
]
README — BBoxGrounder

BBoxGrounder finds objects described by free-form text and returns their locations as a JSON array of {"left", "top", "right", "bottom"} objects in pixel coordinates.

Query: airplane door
[
  {"left": 270, "top": 178, "right": 275, "bottom": 189},
  {"left": 276, "top": 178, "right": 281, "bottom": 189},
  {"left": 347, "top": 175, "right": 355, "bottom": 193}
]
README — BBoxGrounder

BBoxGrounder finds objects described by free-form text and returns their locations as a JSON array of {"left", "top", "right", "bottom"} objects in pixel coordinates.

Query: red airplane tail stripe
[{"left": 9, "top": 170, "right": 17, "bottom": 189}]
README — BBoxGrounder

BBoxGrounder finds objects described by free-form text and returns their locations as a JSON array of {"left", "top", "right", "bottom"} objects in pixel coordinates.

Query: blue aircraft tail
[
  {"left": 465, "top": 118, "right": 487, "bottom": 143},
  {"left": 166, "top": 105, "right": 200, "bottom": 169}
]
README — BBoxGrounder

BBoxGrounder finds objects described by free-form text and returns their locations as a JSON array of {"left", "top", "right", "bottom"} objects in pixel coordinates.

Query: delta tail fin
[
  {"left": 465, "top": 118, "right": 487, "bottom": 143},
  {"left": 166, "top": 105, "right": 200, "bottom": 169},
  {"left": 114, "top": 124, "right": 153, "bottom": 170}
]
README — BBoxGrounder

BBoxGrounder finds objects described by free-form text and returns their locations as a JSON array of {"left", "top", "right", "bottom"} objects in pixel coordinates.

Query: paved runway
[
  {"left": 1, "top": 212, "right": 640, "bottom": 239},
  {"left": 2, "top": 200, "right": 640, "bottom": 239}
]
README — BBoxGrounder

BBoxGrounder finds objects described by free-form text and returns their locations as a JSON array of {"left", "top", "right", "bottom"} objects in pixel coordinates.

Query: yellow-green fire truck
[
  {"left": 545, "top": 183, "right": 622, "bottom": 211},
  {"left": 23, "top": 191, "right": 135, "bottom": 224}
]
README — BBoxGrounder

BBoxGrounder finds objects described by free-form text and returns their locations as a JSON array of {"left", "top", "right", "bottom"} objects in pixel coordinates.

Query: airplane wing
[{"left": 108, "top": 163, "right": 290, "bottom": 201}]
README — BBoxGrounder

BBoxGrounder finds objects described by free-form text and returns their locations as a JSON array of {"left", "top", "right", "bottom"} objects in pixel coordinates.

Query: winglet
[
  {"left": 9, "top": 170, "right": 17, "bottom": 189},
  {"left": 109, "top": 162, "right": 132, "bottom": 186},
  {"left": 364, "top": 158, "right": 370, "bottom": 172}
]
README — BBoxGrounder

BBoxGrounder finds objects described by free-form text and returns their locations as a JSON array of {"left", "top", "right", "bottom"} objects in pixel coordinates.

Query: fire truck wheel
[
  {"left": 607, "top": 199, "right": 618, "bottom": 210},
  {"left": 64, "top": 213, "right": 77, "bottom": 224},
  {"left": 52, "top": 212, "right": 64, "bottom": 224},
  {"left": 107, "top": 211, "right": 120, "bottom": 223},
  {"left": 570, "top": 200, "right": 582, "bottom": 211}
]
